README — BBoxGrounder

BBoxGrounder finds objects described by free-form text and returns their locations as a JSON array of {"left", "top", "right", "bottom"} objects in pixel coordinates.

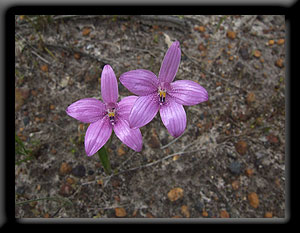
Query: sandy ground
[{"left": 15, "top": 15, "right": 286, "bottom": 219}]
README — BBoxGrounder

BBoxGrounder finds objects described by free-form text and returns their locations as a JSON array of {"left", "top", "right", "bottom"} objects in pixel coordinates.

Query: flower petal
[
  {"left": 129, "top": 94, "right": 159, "bottom": 129},
  {"left": 159, "top": 97, "right": 186, "bottom": 137},
  {"left": 101, "top": 65, "right": 119, "bottom": 104},
  {"left": 85, "top": 117, "right": 112, "bottom": 156},
  {"left": 114, "top": 117, "right": 143, "bottom": 152},
  {"left": 120, "top": 69, "right": 159, "bottom": 96},
  {"left": 169, "top": 80, "right": 209, "bottom": 106},
  {"left": 117, "top": 96, "right": 138, "bottom": 121},
  {"left": 158, "top": 41, "right": 181, "bottom": 83},
  {"left": 66, "top": 98, "right": 105, "bottom": 123}
]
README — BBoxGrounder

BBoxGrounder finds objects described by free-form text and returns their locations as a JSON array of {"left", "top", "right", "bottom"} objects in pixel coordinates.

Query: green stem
[
  {"left": 97, "top": 139, "right": 112, "bottom": 175},
  {"left": 215, "top": 15, "right": 228, "bottom": 34}
]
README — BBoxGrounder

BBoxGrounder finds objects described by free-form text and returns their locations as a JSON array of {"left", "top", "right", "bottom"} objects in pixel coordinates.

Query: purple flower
[
  {"left": 120, "top": 41, "right": 208, "bottom": 137},
  {"left": 66, "top": 65, "right": 143, "bottom": 156}
]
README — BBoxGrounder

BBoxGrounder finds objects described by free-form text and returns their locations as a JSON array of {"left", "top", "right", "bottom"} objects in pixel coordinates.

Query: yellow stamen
[
  {"left": 108, "top": 112, "right": 115, "bottom": 117},
  {"left": 159, "top": 90, "right": 166, "bottom": 98}
]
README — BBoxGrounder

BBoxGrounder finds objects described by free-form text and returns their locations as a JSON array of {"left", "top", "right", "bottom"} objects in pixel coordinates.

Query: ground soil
[{"left": 15, "top": 15, "right": 286, "bottom": 220}]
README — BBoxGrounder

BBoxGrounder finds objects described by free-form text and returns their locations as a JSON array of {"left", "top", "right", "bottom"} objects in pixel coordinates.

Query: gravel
[{"left": 15, "top": 15, "right": 286, "bottom": 219}]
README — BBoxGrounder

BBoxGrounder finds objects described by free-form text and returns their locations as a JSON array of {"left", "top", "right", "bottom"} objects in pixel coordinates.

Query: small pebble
[
  {"left": 231, "top": 180, "right": 240, "bottom": 190},
  {"left": 245, "top": 168, "right": 254, "bottom": 177},
  {"left": 59, "top": 183, "right": 73, "bottom": 197},
  {"left": 253, "top": 50, "right": 261, "bottom": 58},
  {"left": 66, "top": 177, "right": 75, "bottom": 185},
  {"left": 268, "top": 40, "right": 275, "bottom": 46},
  {"left": 239, "top": 47, "right": 249, "bottom": 60},
  {"left": 59, "top": 162, "right": 72, "bottom": 176},
  {"left": 275, "top": 58, "right": 284, "bottom": 68},
  {"left": 167, "top": 187, "right": 184, "bottom": 202},
  {"left": 246, "top": 92, "right": 256, "bottom": 105},
  {"left": 220, "top": 210, "right": 230, "bottom": 218},
  {"left": 82, "top": 28, "right": 91, "bottom": 36},
  {"left": 235, "top": 140, "right": 248, "bottom": 155},
  {"left": 226, "top": 31, "right": 236, "bottom": 40},
  {"left": 248, "top": 192, "right": 259, "bottom": 208},
  {"left": 277, "top": 39, "right": 285, "bottom": 45},
  {"left": 198, "top": 26, "right": 206, "bottom": 32},
  {"left": 40, "top": 64, "right": 49, "bottom": 72},
  {"left": 88, "top": 170, "right": 94, "bottom": 176},
  {"left": 72, "top": 164, "right": 86, "bottom": 178},
  {"left": 229, "top": 161, "right": 242, "bottom": 175},
  {"left": 74, "top": 53, "right": 81, "bottom": 60},
  {"left": 115, "top": 207, "right": 127, "bottom": 217},
  {"left": 264, "top": 212, "right": 273, "bottom": 218},
  {"left": 202, "top": 210, "right": 208, "bottom": 217},
  {"left": 266, "top": 134, "right": 279, "bottom": 144},
  {"left": 181, "top": 205, "right": 190, "bottom": 218}
]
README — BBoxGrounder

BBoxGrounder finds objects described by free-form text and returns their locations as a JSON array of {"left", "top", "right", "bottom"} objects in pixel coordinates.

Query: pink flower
[
  {"left": 120, "top": 41, "right": 208, "bottom": 137},
  {"left": 66, "top": 65, "right": 143, "bottom": 156}
]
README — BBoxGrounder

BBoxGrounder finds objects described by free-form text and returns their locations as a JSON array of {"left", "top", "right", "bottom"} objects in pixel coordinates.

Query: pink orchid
[
  {"left": 120, "top": 41, "right": 208, "bottom": 137},
  {"left": 66, "top": 65, "right": 142, "bottom": 156}
]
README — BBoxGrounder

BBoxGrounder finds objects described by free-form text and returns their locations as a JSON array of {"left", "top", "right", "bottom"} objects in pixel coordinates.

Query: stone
[
  {"left": 253, "top": 50, "right": 261, "bottom": 58},
  {"left": 226, "top": 31, "right": 236, "bottom": 40},
  {"left": 40, "top": 64, "right": 49, "bottom": 72},
  {"left": 264, "top": 212, "right": 273, "bottom": 218},
  {"left": 231, "top": 180, "right": 240, "bottom": 190},
  {"left": 245, "top": 168, "right": 254, "bottom": 177},
  {"left": 66, "top": 177, "right": 75, "bottom": 185},
  {"left": 198, "top": 43, "right": 206, "bottom": 52},
  {"left": 239, "top": 47, "right": 249, "bottom": 60},
  {"left": 229, "top": 161, "right": 243, "bottom": 175},
  {"left": 82, "top": 28, "right": 91, "bottom": 36},
  {"left": 277, "top": 39, "right": 285, "bottom": 45},
  {"left": 235, "top": 140, "right": 248, "bottom": 155},
  {"left": 268, "top": 40, "right": 275, "bottom": 46},
  {"left": 74, "top": 53, "right": 81, "bottom": 60},
  {"left": 202, "top": 210, "right": 208, "bottom": 217},
  {"left": 246, "top": 92, "right": 256, "bottom": 104},
  {"left": 59, "top": 183, "right": 73, "bottom": 197},
  {"left": 59, "top": 162, "right": 72, "bottom": 176},
  {"left": 248, "top": 192, "right": 259, "bottom": 208},
  {"left": 167, "top": 187, "right": 184, "bottom": 202},
  {"left": 198, "top": 26, "right": 206, "bottom": 32},
  {"left": 72, "top": 164, "right": 86, "bottom": 178},
  {"left": 275, "top": 58, "right": 284, "bottom": 68},
  {"left": 266, "top": 134, "right": 279, "bottom": 144},
  {"left": 115, "top": 207, "right": 127, "bottom": 217},
  {"left": 220, "top": 210, "right": 230, "bottom": 218},
  {"left": 181, "top": 205, "right": 190, "bottom": 218}
]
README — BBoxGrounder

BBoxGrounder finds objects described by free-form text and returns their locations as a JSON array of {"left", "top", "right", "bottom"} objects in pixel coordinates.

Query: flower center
[
  {"left": 158, "top": 82, "right": 170, "bottom": 105},
  {"left": 105, "top": 103, "right": 117, "bottom": 126},
  {"left": 158, "top": 89, "right": 166, "bottom": 104}
]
